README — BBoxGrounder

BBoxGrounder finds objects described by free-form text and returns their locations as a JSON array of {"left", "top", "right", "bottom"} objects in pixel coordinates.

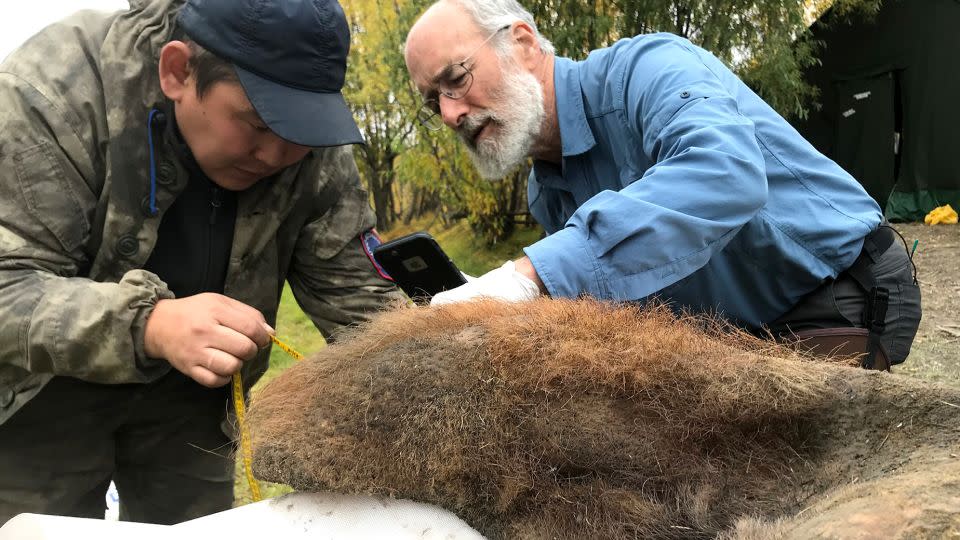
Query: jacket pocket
[
  {"left": 311, "top": 186, "right": 369, "bottom": 259},
  {"left": 14, "top": 140, "right": 91, "bottom": 253},
  {"left": 0, "top": 366, "right": 52, "bottom": 426}
]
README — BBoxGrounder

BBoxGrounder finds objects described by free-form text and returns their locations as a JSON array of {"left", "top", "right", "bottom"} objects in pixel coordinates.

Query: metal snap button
[
  {"left": 116, "top": 234, "right": 140, "bottom": 258},
  {"left": 140, "top": 196, "right": 157, "bottom": 217},
  {"left": 156, "top": 159, "right": 176, "bottom": 186},
  {"left": 151, "top": 111, "right": 167, "bottom": 127},
  {"left": 0, "top": 388, "right": 14, "bottom": 409}
]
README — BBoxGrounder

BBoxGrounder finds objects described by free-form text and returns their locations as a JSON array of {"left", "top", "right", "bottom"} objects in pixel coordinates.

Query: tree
[{"left": 342, "top": 0, "right": 426, "bottom": 230}]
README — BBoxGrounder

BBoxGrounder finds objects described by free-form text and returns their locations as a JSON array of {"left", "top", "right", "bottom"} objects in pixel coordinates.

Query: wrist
[
  {"left": 143, "top": 298, "right": 171, "bottom": 359},
  {"left": 513, "top": 257, "right": 546, "bottom": 294}
]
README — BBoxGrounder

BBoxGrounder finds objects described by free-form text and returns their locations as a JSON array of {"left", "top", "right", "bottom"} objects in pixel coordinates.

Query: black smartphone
[{"left": 373, "top": 232, "right": 467, "bottom": 304}]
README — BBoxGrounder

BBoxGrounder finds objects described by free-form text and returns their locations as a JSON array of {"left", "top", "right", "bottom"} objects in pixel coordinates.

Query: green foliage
[
  {"left": 396, "top": 131, "right": 530, "bottom": 243},
  {"left": 827, "top": 0, "right": 883, "bottom": 21},
  {"left": 528, "top": 1, "right": 617, "bottom": 54},
  {"left": 342, "top": 0, "right": 427, "bottom": 230},
  {"left": 738, "top": 20, "right": 824, "bottom": 121}
]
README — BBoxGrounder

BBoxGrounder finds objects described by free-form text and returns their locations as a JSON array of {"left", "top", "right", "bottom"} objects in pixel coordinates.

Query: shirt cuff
[
  {"left": 523, "top": 227, "right": 608, "bottom": 299},
  {"left": 122, "top": 270, "right": 176, "bottom": 378}
]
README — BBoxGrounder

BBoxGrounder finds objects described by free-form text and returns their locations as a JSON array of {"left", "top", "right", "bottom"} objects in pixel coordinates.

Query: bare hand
[{"left": 144, "top": 293, "right": 273, "bottom": 387}]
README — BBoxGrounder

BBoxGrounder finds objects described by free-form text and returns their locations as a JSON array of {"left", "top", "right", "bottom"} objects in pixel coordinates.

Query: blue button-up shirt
[{"left": 523, "top": 33, "right": 882, "bottom": 328}]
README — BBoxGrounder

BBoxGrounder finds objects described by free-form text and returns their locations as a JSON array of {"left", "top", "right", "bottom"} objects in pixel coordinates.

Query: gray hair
[{"left": 442, "top": 0, "right": 555, "bottom": 56}]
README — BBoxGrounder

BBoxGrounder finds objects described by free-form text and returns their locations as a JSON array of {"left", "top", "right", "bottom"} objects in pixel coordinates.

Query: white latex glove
[{"left": 431, "top": 261, "right": 541, "bottom": 305}]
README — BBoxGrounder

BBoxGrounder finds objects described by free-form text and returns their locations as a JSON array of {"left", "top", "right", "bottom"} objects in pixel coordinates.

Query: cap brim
[{"left": 236, "top": 66, "right": 364, "bottom": 147}]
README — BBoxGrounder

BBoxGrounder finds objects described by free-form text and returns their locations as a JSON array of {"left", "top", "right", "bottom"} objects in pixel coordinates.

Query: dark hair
[{"left": 185, "top": 40, "right": 239, "bottom": 98}]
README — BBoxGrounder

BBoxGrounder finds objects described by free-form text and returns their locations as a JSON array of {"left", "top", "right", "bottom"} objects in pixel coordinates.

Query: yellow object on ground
[{"left": 924, "top": 204, "right": 958, "bottom": 225}]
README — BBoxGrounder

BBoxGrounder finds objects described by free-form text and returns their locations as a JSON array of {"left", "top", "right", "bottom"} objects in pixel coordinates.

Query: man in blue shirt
[{"left": 404, "top": 0, "right": 921, "bottom": 368}]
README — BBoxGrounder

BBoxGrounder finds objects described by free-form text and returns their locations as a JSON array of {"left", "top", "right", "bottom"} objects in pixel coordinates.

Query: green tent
[{"left": 794, "top": 0, "right": 960, "bottom": 221}]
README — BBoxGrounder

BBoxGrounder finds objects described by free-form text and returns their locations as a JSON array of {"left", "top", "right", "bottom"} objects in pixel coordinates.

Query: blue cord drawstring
[{"left": 147, "top": 108, "right": 160, "bottom": 215}]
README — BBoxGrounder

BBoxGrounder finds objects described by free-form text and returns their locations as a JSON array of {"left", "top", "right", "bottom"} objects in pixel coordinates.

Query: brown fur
[{"left": 248, "top": 298, "right": 960, "bottom": 539}]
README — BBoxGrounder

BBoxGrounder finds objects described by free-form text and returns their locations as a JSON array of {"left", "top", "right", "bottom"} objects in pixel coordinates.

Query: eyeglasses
[{"left": 416, "top": 24, "right": 511, "bottom": 131}]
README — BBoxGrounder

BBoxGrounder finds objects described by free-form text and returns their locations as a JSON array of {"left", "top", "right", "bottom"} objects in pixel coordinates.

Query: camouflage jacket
[{"left": 0, "top": 0, "right": 401, "bottom": 424}]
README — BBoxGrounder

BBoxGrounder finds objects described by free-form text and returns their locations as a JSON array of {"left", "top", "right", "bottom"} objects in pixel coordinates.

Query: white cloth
[{"left": 431, "top": 261, "right": 541, "bottom": 305}]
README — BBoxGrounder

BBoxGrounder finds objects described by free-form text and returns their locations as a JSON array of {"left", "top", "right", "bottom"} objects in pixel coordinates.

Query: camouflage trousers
[{"left": 0, "top": 371, "right": 234, "bottom": 525}]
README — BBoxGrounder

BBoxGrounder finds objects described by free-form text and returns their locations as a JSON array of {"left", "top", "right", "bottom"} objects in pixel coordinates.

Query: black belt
[{"left": 842, "top": 225, "right": 897, "bottom": 369}]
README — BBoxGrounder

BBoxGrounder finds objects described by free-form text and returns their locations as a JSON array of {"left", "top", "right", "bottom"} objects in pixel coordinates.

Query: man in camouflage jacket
[{"left": 0, "top": 0, "right": 401, "bottom": 523}]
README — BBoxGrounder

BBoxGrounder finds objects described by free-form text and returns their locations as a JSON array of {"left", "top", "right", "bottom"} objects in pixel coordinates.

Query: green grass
[
  {"left": 259, "top": 286, "right": 329, "bottom": 386},
  {"left": 233, "top": 217, "right": 543, "bottom": 504}
]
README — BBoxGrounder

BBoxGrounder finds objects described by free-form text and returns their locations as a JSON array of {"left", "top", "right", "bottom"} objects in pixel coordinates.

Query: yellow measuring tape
[
  {"left": 232, "top": 334, "right": 304, "bottom": 503},
  {"left": 268, "top": 334, "right": 305, "bottom": 361}
]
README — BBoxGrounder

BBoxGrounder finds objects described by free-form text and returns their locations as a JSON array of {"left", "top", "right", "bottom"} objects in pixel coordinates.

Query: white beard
[{"left": 456, "top": 64, "right": 545, "bottom": 180}]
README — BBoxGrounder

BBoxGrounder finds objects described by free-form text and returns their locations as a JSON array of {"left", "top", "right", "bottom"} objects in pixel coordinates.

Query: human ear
[
  {"left": 158, "top": 41, "right": 194, "bottom": 102},
  {"left": 509, "top": 22, "right": 542, "bottom": 68}
]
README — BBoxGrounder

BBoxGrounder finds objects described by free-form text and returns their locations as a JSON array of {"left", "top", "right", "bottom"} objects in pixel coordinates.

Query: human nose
[{"left": 438, "top": 94, "right": 469, "bottom": 129}]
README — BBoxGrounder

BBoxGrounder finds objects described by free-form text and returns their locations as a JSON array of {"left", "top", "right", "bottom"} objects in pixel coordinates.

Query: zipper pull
[{"left": 209, "top": 186, "right": 222, "bottom": 225}]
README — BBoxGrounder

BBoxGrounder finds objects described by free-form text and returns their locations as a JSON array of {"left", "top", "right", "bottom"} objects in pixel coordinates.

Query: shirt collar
[{"left": 553, "top": 56, "right": 596, "bottom": 157}]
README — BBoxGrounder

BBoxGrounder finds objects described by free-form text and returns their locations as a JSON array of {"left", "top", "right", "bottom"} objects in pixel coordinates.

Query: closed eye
[{"left": 448, "top": 73, "right": 468, "bottom": 87}]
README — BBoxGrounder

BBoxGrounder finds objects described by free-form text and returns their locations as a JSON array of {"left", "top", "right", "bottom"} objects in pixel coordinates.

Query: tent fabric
[
  {"left": 888, "top": 190, "right": 960, "bottom": 223},
  {"left": 794, "top": 0, "right": 960, "bottom": 221}
]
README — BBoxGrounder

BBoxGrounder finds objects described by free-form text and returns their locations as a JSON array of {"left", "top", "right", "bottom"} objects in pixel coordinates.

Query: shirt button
[
  {"left": 116, "top": 234, "right": 140, "bottom": 258},
  {"left": 680, "top": 91, "right": 691, "bottom": 99},
  {"left": 151, "top": 110, "right": 167, "bottom": 127}
]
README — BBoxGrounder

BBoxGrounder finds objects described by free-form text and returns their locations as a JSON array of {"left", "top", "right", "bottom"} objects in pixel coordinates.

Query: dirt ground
[{"left": 892, "top": 223, "right": 960, "bottom": 387}]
